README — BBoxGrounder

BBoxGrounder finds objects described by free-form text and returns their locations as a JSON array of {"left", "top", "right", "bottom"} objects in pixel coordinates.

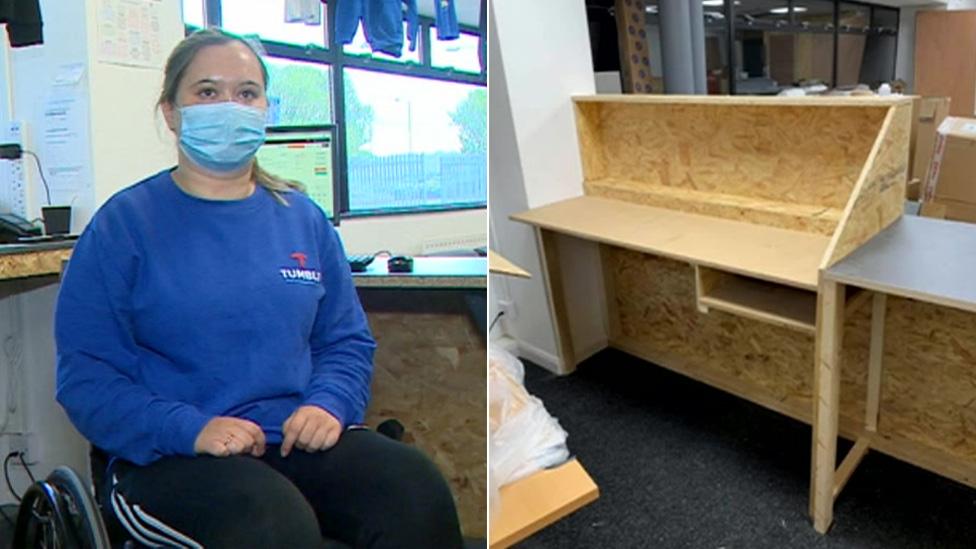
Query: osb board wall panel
[
  {"left": 872, "top": 296, "right": 976, "bottom": 462},
  {"left": 360, "top": 294, "right": 486, "bottom": 537},
  {"left": 605, "top": 247, "right": 818, "bottom": 415},
  {"left": 0, "top": 249, "right": 72, "bottom": 281},
  {"left": 604, "top": 247, "right": 976, "bottom": 467},
  {"left": 584, "top": 178, "right": 841, "bottom": 235},
  {"left": 575, "top": 102, "right": 886, "bottom": 210},
  {"left": 823, "top": 103, "right": 910, "bottom": 267}
]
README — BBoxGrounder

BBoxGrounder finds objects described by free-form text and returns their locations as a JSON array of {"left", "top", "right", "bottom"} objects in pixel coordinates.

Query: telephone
[{"left": 0, "top": 212, "right": 41, "bottom": 243}]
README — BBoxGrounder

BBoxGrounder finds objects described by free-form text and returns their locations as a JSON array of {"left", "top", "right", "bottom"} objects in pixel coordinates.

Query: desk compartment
[{"left": 694, "top": 266, "right": 817, "bottom": 334}]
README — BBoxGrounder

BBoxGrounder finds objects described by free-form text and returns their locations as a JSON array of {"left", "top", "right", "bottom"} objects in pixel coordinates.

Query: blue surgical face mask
[{"left": 178, "top": 102, "right": 267, "bottom": 173}]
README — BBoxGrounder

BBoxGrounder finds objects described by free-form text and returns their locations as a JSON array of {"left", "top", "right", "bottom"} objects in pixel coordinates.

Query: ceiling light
[
  {"left": 794, "top": 6, "right": 808, "bottom": 12},
  {"left": 770, "top": 7, "right": 789, "bottom": 13},
  {"left": 702, "top": 0, "right": 724, "bottom": 5}
]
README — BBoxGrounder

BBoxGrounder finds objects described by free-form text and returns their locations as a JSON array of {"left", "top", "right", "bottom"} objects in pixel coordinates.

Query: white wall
[{"left": 490, "top": 0, "right": 597, "bottom": 372}]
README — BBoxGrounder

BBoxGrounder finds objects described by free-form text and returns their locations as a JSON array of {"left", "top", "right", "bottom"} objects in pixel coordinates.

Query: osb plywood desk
[
  {"left": 813, "top": 215, "right": 976, "bottom": 533},
  {"left": 0, "top": 241, "right": 75, "bottom": 298},
  {"left": 355, "top": 258, "right": 487, "bottom": 537},
  {"left": 513, "top": 95, "right": 935, "bottom": 535},
  {"left": 353, "top": 257, "right": 487, "bottom": 289}
]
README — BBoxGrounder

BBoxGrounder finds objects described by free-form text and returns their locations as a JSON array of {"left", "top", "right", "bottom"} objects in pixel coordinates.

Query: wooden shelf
[
  {"left": 512, "top": 196, "right": 829, "bottom": 290},
  {"left": 696, "top": 267, "right": 817, "bottom": 334},
  {"left": 490, "top": 459, "right": 599, "bottom": 549},
  {"left": 586, "top": 178, "right": 844, "bottom": 235}
]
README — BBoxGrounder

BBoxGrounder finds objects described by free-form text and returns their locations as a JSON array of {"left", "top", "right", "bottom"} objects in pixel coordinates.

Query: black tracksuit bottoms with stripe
[{"left": 101, "top": 428, "right": 464, "bottom": 548}]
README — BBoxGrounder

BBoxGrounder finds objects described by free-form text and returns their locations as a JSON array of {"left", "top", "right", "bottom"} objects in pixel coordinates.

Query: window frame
[{"left": 193, "top": 0, "right": 488, "bottom": 219}]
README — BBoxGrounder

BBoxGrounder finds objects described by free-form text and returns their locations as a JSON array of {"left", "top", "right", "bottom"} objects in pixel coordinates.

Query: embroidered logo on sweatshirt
[{"left": 280, "top": 252, "right": 321, "bottom": 284}]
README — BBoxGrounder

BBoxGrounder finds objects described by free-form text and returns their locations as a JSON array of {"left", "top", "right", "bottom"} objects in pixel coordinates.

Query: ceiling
[{"left": 416, "top": 0, "right": 483, "bottom": 28}]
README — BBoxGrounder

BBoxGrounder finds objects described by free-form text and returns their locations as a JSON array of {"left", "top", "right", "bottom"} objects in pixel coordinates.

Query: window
[
  {"left": 191, "top": 0, "right": 487, "bottom": 219},
  {"left": 344, "top": 68, "right": 486, "bottom": 212},
  {"left": 182, "top": 0, "right": 205, "bottom": 27},
  {"left": 430, "top": 31, "right": 480, "bottom": 74},
  {"left": 342, "top": 23, "right": 421, "bottom": 64},
  {"left": 265, "top": 57, "right": 333, "bottom": 126},
  {"left": 220, "top": 0, "right": 328, "bottom": 49}
]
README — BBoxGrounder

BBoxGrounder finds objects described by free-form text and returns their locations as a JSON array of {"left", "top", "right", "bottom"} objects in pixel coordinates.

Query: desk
[
  {"left": 353, "top": 257, "right": 487, "bottom": 289},
  {"left": 0, "top": 241, "right": 74, "bottom": 298},
  {"left": 354, "top": 258, "right": 487, "bottom": 537},
  {"left": 813, "top": 216, "right": 976, "bottom": 533}
]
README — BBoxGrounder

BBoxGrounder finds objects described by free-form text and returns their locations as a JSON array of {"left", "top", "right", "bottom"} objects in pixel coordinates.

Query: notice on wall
[{"left": 96, "top": 0, "right": 165, "bottom": 69}]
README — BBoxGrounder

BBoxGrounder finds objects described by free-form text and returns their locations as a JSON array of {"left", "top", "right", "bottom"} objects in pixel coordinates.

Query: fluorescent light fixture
[
  {"left": 771, "top": 6, "right": 808, "bottom": 13},
  {"left": 702, "top": 0, "right": 724, "bottom": 5}
]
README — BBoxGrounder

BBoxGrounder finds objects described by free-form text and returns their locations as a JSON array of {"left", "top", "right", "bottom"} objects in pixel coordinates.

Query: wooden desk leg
[
  {"left": 534, "top": 228, "right": 577, "bottom": 373},
  {"left": 811, "top": 279, "right": 846, "bottom": 534},
  {"left": 865, "top": 293, "right": 887, "bottom": 433}
]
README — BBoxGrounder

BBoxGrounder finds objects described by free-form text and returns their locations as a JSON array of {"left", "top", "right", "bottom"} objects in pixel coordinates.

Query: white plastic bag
[{"left": 488, "top": 348, "right": 570, "bottom": 522}]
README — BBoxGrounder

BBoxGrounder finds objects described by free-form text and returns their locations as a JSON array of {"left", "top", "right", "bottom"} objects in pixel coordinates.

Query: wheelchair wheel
[{"left": 11, "top": 466, "right": 110, "bottom": 549}]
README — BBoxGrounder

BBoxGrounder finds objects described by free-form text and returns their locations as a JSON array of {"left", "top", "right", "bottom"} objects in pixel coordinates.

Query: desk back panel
[
  {"left": 573, "top": 96, "right": 908, "bottom": 248},
  {"left": 574, "top": 98, "right": 885, "bottom": 209}
]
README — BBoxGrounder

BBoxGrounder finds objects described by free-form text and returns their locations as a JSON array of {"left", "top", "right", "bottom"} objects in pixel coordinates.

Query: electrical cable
[
  {"left": 17, "top": 452, "right": 34, "bottom": 484},
  {"left": 4, "top": 452, "right": 21, "bottom": 502},
  {"left": 489, "top": 310, "right": 505, "bottom": 332},
  {"left": 22, "top": 150, "right": 52, "bottom": 206}
]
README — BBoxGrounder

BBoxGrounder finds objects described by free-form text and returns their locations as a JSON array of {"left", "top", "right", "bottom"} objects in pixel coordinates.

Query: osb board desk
[
  {"left": 514, "top": 95, "right": 925, "bottom": 534},
  {"left": 0, "top": 241, "right": 75, "bottom": 298},
  {"left": 356, "top": 259, "right": 486, "bottom": 537},
  {"left": 353, "top": 257, "right": 487, "bottom": 289},
  {"left": 813, "top": 216, "right": 976, "bottom": 533}
]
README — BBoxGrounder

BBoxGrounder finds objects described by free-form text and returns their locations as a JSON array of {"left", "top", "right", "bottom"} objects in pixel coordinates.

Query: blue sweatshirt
[{"left": 54, "top": 169, "right": 375, "bottom": 466}]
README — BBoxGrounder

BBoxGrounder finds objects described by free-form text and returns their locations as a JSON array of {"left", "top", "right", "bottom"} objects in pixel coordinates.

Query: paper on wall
[{"left": 96, "top": 0, "right": 165, "bottom": 69}]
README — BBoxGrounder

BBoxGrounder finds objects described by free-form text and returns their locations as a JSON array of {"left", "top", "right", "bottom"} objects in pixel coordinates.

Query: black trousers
[{"left": 100, "top": 429, "right": 464, "bottom": 548}]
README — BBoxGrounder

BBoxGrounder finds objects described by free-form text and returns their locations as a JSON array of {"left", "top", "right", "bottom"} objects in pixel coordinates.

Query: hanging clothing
[
  {"left": 0, "top": 0, "right": 42, "bottom": 47},
  {"left": 434, "top": 0, "right": 458, "bottom": 40},
  {"left": 334, "top": 0, "right": 419, "bottom": 57}
]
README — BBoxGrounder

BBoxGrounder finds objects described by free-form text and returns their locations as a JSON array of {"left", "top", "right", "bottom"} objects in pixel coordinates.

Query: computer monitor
[{"left": 256, "top": 126, "right": 338, "bottom": 224}]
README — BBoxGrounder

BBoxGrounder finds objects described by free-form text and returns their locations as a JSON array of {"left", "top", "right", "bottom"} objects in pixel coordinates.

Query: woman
[{"left": 54, "top": 28, "right": 464, "bottom": 548}]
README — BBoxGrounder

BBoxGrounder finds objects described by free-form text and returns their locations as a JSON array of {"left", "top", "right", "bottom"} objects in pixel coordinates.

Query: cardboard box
[
  {"left": 922, "top": 198, "right": 976, "bottom": 224},
  {"left": 922, "top": 117, "right": 976, "bottom": 216},
  {"left": 911, "top": 97, "right": 951, "bottom": 183}
]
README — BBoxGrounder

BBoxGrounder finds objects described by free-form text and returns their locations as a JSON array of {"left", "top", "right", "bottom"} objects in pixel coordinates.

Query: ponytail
[{"left": 253, "top": 160, "right": 306, "bottom": 205}]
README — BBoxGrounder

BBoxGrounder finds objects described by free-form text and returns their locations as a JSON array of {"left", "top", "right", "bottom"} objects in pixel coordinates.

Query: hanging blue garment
[
  {"left": 333, "top": 0, "right": 419, "bottom": 57},
  {"left": 434, "top": 0, "right": 459, "bottom": 40}
]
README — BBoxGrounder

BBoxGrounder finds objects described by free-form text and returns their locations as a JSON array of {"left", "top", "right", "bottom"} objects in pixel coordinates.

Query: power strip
[{"left": 0, "top": 122, "right": 27, "bottom": 217}]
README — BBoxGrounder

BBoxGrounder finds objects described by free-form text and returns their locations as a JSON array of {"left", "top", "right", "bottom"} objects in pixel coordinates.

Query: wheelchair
[{"left": 7, "top": 419, "right": 485, "bottom": 549}]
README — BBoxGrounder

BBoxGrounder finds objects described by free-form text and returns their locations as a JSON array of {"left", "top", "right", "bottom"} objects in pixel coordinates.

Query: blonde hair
[{"left": 157, "top": 28, "right": 306, "bottom": 204}]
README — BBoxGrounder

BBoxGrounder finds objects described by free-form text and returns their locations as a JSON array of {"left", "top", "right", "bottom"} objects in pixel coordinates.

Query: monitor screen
[{"left": 256, "top": 126, "right": 337, "bottom": 222}]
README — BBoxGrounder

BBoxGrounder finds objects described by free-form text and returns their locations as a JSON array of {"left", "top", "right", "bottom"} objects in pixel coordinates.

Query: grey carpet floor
[{"left": 515, "top": 348, "right": 976, "bottom": 549}]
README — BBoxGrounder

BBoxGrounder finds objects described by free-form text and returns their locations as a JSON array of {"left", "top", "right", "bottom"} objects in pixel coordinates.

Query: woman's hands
[
  {"left": 280, "top": 405, "right": 342, "bottom": 457},
  {"left": 193, "top": 406, "right": 340, "bottom": 459},
  {"left": 194, "top": 417, "right": 266, "bottom": 458}
]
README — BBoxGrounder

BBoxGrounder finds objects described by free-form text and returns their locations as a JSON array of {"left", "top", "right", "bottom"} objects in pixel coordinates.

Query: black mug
[{"left": 41, "top": 206, "right": 71, "bottom": 235}]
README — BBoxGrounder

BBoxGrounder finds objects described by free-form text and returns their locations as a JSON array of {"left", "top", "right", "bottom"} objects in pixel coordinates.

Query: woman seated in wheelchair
[{"left": 54, "top": 28, "right": 464, "bottom": 549}]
